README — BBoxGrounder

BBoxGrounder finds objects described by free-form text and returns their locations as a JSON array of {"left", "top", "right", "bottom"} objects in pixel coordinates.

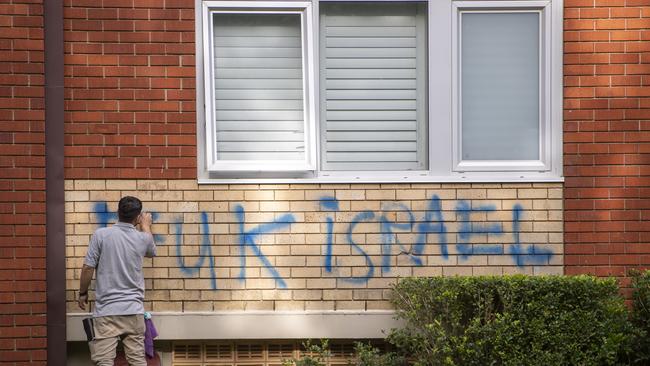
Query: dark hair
[{"left": 118, "top": 196, "right": 142, "bottom": 223}]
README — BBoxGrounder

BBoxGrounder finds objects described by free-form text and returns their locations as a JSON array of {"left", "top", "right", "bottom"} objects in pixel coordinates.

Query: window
[
  {"left": 201, "top": 2, "right": 316, "bottom": 172},
  {"left": 197, "top": 0, "right": 562, "bottom": 182},
  {"left": 452, "top": 1, "right": 554, "bottom": 172}
]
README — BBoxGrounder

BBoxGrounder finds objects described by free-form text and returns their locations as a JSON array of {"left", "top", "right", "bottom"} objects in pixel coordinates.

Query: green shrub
[
  {"left": 629, "top": 270, "right": 650, "bottom": 364},
  {"left": 353, "top": 342, "right": 408, "bottom": 366},
  {"left": 388, "top": 275, "right": 633, "bottom": 366},
  {"left": 282, "top": 340, "right": 330, "bottom": 366},
  {"left": 282, "top": 340, "right": 406, "bottom": 366}
]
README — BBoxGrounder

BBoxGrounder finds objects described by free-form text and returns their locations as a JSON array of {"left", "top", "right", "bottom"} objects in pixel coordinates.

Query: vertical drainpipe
[{"left": 44, "top": 0, "right": 66, "bottom": 363}]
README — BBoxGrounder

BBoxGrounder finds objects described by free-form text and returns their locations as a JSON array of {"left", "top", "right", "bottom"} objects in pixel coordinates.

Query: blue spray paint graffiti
[
  {"left": 319, "top": 198, "right": 339, "bottom": 273},
  {"left": 509, "top": 204, "right": 552, "bottom": 266},
  {"left": 456, "top": 200, "right": 504, "bottom": 258},
  {"left": 92, "top": 202, "right": 165, "bottom": 244},
  {"left": 172, "top": 213, "right": 217, "bottom": 290},
  {"left": 344, "top": 210, "right": 375, "bottom": 283},
  {"left": 90, "top": 195, "right": 554, "bottom": 290},
  {"left": 379, "top": 202, "right": 420, "bottom": 272},
  {"left": 234, "top": 205, "right": 294, "bottom": 288},
  {"left": 414, "top": 196, "right": 448, "bottom": 259}
]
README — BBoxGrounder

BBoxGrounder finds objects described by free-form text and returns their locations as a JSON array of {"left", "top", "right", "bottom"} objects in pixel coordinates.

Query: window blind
[
  {"left": 460, "top": 12, "right": 540, "bottom": 161},
  {"left": 320, "top": 3, "right": 428, "bottom": 171},
  {"left": 212, "top": 13, "right": 306, "bottom": 162}
]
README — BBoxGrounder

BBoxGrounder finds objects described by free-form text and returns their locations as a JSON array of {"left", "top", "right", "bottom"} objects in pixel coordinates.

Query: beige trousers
[{"left": 88, "top": 314, "right": 146, "bottom": 366}]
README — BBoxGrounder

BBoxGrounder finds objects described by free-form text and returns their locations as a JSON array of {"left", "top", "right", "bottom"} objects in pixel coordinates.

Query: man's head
[{"left": 118, "top": 196, "right": 143, "bottom": 224}]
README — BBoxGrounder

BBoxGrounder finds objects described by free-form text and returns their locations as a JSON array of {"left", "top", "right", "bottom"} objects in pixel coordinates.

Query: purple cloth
[{"left": 144, "top": 318, "right": 158, "bottom": 358}]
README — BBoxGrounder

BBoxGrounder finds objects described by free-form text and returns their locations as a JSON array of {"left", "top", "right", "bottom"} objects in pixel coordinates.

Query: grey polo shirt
[{"left": 84, "top": 222, "right": 156, "bottom": 317}]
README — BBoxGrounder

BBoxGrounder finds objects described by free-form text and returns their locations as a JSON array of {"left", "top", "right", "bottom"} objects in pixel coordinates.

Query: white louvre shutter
[
  {"left": 320, "top": 3, "right": 427, "bottom": 171},
  {"left": 212, "top": 13, "right": 306, "bottom": 162}
]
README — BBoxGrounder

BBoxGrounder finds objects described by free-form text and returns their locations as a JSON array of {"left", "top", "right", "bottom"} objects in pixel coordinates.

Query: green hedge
[
  {"left": 630, "top": 270, "right": 650, "bottom": 364},
  {"left": 388, "top": 275, "right": 633, "bottom": 366}
]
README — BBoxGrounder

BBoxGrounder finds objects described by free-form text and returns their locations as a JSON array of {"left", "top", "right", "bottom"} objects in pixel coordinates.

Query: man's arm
[
  {"left": 78, "top": 264, "right": 94, "bottom": 310},
  {"left": 137, "top": 212, "right": 156, "bottom": 257}
]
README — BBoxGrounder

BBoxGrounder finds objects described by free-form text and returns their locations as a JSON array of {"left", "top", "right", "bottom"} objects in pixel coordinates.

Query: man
[{"left": 78, "top": 196, "right": 156, "bottom": 366}]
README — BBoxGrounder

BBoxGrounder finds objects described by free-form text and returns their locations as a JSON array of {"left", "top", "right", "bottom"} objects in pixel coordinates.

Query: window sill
[{"left": 197, "top": 172, "right": 564, "bottom": 185}]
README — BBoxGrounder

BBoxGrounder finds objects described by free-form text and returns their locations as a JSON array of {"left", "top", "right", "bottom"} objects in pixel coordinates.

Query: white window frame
[
  {"left": 451, "top": 1, "right": 552, "bottom": 173},
  {"left": 201, "top": 1, "right": 317, "bottom": 172},
  {"left": 196, "top": 0, "right": 563, "bottom": 183}
]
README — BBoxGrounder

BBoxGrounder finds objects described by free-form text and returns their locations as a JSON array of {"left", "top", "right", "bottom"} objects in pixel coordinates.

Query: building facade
[{"left": 0, "top": 0, "right": 648, "bottom": 364}]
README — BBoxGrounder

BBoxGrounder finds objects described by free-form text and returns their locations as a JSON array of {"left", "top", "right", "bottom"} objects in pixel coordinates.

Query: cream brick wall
[{"left": 65, "top": 180, "right": 563, "bottom": 312}]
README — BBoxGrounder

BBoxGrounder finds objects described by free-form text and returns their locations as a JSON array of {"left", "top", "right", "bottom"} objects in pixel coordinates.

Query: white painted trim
[
  {"left": 314, "top": 0, "right": 327, "bottom": 175},
  {"left": 550, "top": 0, "right": 564, "bottom": 178},
  {"left": 209, "top": 161, "right": 316, "bottom": 172},
  {"left": 319, "top": 0, "right": 428, "bottom": 2},
  {"left": 198, "top": 174, "right": 564, "bottom": 184},
  {"left": 538, "top": 6, "right": 551, "bottom": 172},
  {"left": 427, "top": 0, "right": 453, "bottom": 176},
  {"left": 303, "top": 4, "right": 318, "bottom": 173},
  {"left": 196, "top": 0, "right": 208, "bottom": 180},
  {"left": 453, "top": 0, "right": 551, "bottom": 8},
  {"left": 203, "top": 2, "right": 217, "bottom": 170},
  {"left": 66, "top": 311, "right": 402, "bottom": 341},
  {"left": 203, "top": 1, "right": 313, "bottom": 8},
  {"left": 456, "top": 160, "right": 547, "bottom": 172},
  {"left": 415, "top": 3, "right": 429, "bottom": 170}
]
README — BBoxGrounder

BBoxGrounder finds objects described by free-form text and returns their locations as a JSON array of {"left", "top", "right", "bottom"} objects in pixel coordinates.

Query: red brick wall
[
  {"left": 0, "top": 1, "right": 48, "bottom": 365},
  {"left": 564, "top": 0, "right": 650, "bottom": 279},
  {"left": 63, "top": 0, "right": 197, "bottom": 180},
  {"left": 1, "top": 0, "right": 648, "bottom": 362}
]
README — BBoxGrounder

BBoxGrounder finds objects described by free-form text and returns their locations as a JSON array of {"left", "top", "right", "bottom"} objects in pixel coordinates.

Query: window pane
[
  {"left": 212, "top": 13, "right": 305, "bottom": 161},
  {"left": 320, "top": 3, "right": 428, "bottom": 171},
  {"left": 461, "top": 12, "right": 540, "bottom": 161}
]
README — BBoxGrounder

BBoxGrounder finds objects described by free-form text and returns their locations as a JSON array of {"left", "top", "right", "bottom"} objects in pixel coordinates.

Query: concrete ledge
[{"left": 66, "top": 311, "right": 402, "bottom": 341}]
